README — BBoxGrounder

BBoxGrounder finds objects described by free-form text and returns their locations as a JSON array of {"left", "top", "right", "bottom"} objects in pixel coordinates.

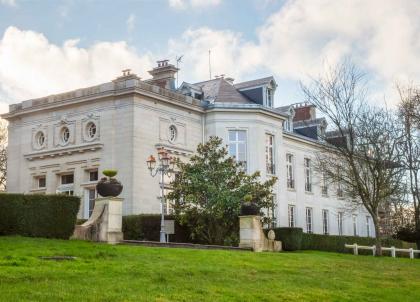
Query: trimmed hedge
[
  {"left": 0, "top": 193, "right": 80, "bottom": 239},
  {"left": 123, "top": 214, "right": 191, "bottom": 243},
  {"left": 270, "top": 227, "right": 303, "bottom": 251},
  {"left": 301, "top": 233, "right": 416, "bottom": 254}
]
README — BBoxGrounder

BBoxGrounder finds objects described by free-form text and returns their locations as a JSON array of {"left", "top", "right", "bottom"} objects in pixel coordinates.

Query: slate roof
[
  {"left": 193, "top": 78, "right": 253, "bottom": 104},
  {"left": 234, "top": 76, "right": 275, "bottom": 90},
  {"left": 274, "top": 105, "right": 293, "bottom": 115},
  {"left": 293, "top": 117, "right": 327, "bottom": 128}
]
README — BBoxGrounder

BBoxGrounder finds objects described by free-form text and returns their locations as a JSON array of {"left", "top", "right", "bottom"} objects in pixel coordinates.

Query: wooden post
[{"left": 372, "top": 245, "right": 376, "bottom": 256}]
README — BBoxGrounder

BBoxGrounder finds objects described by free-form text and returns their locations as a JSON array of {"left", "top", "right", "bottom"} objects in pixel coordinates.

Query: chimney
[
  {"left": 225, "top": 77, "right": 234, "bottom": 85},
  {"left": 148, "top": 60, "right": 179, "bottom": 90},
  {"left": 292, "top": 102, "right": 316, "bottom": 121}
]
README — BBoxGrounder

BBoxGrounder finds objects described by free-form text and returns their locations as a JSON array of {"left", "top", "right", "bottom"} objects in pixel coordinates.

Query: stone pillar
[
  {"left": 239, "top": 215, "right": 265, "bottom": 252},
  {"left": 239, "top": 215, "right": 282, "bottom": 252},
  {"left": 73, "top": 197, "right": 123, "bottom": 244}
]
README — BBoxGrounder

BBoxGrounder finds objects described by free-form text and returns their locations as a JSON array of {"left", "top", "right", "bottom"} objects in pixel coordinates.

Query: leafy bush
[
  {"left": 102, "top": 169, "right": 117, "bottom": 178},
  {"left": 300, "top": 233, "right": 416, "bottom": 254},
  {"left": 271, "top": 227, "right": 303, "bottom": 251},
  {"left": 0, "top": 193, "right": 80, "bottom": 239},
  {"left": 122, "top": 214, "right": 190, "bottom": 243}
]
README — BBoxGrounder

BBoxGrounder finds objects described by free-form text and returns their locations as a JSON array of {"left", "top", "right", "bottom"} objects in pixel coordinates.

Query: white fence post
[
  {"left": 372, "top": 245, "right": 376, "bottom": 256},
  {"left": 409, "top": 248, "right": 414, "bottom": 259},
  {"left": 391, "top": 246, "right": 396, "bottom": 258},
  {"left": 354, "top": 243, "right": 358, "bottom": 255}
]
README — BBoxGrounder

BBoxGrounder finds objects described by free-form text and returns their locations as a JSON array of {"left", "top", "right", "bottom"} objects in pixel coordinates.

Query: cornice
[{"left": 24, "top": 142, "right": 103, "bottom": 161}]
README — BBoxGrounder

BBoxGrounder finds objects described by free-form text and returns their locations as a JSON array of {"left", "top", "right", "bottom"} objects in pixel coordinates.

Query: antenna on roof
[
  {"left": 176, "top": 55, "right": 183, "bottom": 89},
  {"left": 208, "top": 49, "right": 212, "bottom": 80}
]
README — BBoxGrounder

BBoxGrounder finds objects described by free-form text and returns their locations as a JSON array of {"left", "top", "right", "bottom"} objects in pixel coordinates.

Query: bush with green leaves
[
  {"left": 167, "top": 136, "right": 277, "bottom": 246},
  {"left": 270, "top": 227, "right": 303, "bottom": 251},
  {"left": 122, "top": 214, "right": 190, "bottom": 242},
  {"left": 102, "top": 169, "right": 118, "bottom": 178},
  {"left": 0, "top": 193, "right": 80, "bottom": 239}
]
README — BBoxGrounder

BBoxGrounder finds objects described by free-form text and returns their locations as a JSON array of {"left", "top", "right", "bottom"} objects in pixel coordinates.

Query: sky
[{"left": 0, "top": 0, "right": 419, "bottom": 114}]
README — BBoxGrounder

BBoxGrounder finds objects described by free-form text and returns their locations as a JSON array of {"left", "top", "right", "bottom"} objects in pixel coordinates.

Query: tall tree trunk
[{"left": 373, "top": 215, "right": 382, "bottom": 256}]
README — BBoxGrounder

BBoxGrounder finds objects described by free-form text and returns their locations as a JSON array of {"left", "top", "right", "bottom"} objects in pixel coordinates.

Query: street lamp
[{"left": 146, "top": 147, "right": 175, "bottom": 243}]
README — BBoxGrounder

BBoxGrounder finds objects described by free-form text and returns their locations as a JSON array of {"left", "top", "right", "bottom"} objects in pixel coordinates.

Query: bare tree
[
  {"left": 301, "top": 62, "right": 405, "bottom": 254},
  {"left": 397, "top": 84, "right": 420, "bottom": 248},
  {"left": 0, "top": 119, "right": 6, "bottom": 191}
]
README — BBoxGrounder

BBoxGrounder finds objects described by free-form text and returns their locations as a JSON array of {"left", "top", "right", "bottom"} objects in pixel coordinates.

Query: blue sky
[{"left": 0, "top": 0, "right": 419, "bottom": 112}]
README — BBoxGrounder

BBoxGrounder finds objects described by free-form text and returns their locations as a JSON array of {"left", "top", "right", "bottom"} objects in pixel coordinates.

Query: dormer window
[{"left": 283, "top": 117, "right": 293, "bottom": 132}]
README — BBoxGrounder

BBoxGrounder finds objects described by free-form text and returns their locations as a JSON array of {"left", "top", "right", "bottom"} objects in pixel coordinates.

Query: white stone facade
[{"left": 2, "top": 68, "right": 374, "bottom": 238}]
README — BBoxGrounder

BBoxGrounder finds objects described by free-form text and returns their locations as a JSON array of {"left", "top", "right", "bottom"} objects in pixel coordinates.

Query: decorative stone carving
[
  {"left": 54, "top": 119, "right": 76, "bottom": 147},
  {"left": 31, "top": 125, "right": 48, "bottom": 151},
  {"left": 81, "top": 114, "right": 100, "bottom": 143}
]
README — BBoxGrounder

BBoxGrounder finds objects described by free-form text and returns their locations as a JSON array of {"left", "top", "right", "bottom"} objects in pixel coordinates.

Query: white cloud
[
  {"left": 170, "top": 0, "right": 420, "bottom": 105},
  {"left": 168, "top": 0, "right": 221, "bottom": 10},
  {"left": 0, "top": 0, "right": 16, "bottom": 7},
  {"left": 0, "top": 26, "right": 154, "bottom": 109},
  {"left": 126, "top": 13, "right": 136, "bottom": 33}
]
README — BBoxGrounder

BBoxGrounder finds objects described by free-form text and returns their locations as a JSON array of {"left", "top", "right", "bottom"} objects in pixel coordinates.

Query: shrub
[
  {"left": 102, "top": 169, "right": 117, "bottom": 178},
  {"left": 0, "top": 193, "right": 80, "bottom": 239},
  {"left": 122, "top": 214, "right": 190, "bottom": 243},
  {"left": 271, "top": 227, "right": 303, "bottom": 251}
]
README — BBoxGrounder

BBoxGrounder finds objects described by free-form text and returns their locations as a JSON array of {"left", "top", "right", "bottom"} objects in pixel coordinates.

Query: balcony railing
[{"left": 287, "top": 179, "right": 295, "bottom": 189}]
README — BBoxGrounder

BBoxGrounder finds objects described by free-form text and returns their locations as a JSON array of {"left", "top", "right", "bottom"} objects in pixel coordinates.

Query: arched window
[
  {"left": 169, "top": 125, "right": 177, "bottom": 142},
  {"left": 61, "top": 127, "right": 70, "bottom": 144},
  {"left": 86, "top": 122, "right": 97, "bottom": 139},
  {"left": 35, "top": 131, "right": 45, "bottom": 148}
]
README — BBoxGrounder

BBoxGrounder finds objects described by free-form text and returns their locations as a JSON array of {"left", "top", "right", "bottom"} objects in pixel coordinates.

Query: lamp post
[{"left": 146, "top": 147, "right": 175, "bottom": 243}]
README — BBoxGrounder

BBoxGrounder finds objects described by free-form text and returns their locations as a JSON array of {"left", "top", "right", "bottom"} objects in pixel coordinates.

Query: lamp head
[{"left": 146, "top": 155, "right": 156, "bottom": 170}]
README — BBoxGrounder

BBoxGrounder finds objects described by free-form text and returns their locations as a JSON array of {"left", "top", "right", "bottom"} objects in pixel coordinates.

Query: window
[
  {"left": 338, "top": 212, "right": 344, "bottom": 235},
  {"left": 265, "top": 134, "right": 275, "bottom": 175},
  {"left": 286, "top": 154, "right": 294, "bottom": 189},
  {"left": 322, "top": 209, "right": 329, "bottom": 235},
  {"left": 337, "top": 183, "right": 344, "bottom": 198},
  {"left": 366, "top": 216, "right": 371, "bottom": 237},
  {"left": 288, "top": 205, "right": 296, "bottom": 228},
  {"left": 86, "top": 122, "right": 97, "bottom": 139},
  {"left": 264, "top": 195, "right": 277, "bottom": 228},
  {"left": 228, "top": 130, "right": 247, "bottom": 171},
  {"left": 266, "top": 88, "right": 273, "bottom": 107},
  {"left": 61, "top": 174, "right": 74, "bottom": 185},
  {"left": 352, "top": 214, "right": 358, "bottom": 236},
  {"left": 304, "top": 158, "right": 312, "bottom": 192},
  {"left": 321, "top": 172, "right": 328, "bottom": 196},
  {"left": 38, "top": 176, "right": 46, "bottom": 188},
  {"left": 35, "top": 131, "right": 45, "bottom": 148},
  {"left": 88, "top": 189, "right": 96, "bottom": 217},
  {"left": 306, "top": 207, "right": 313, "bottom": 233},
  {"left": 169, "top": 125, "right": 177, "bottom": 142},
  {"left": 89, "top": 170, "right": 98, "bottom": 182},
  {"left": 61, "top": 127, "right": 70, "bottom": 144}
]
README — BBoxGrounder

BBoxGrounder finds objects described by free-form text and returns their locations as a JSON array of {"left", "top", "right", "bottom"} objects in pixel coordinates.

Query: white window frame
[
  {"left": 286, "top": 153, "right": 295, "bottom": 189},
  {"left": 288, "top": 204, "right": 296, "bottom": 228},
  {"left": 304, "top": 158, "right": 312, "bottom": 192},
  {"left": 366, "top": 216, "right": 371, "bottom": 237},
  {"left": 321, "top": 171, "right": 328, "bottom": 196},
  {"left": 338, "top": 212, "right": 344, "bottom": 235},
  {"left": 266, "top": 87, "right": 273, "bottom": 107},
  {"left": 84, "top": 188, "right": 97, "bottom": 219},
  {"left": 265, "top": 133, "right": 275, "bottom": 175},
  {"left": 352, "top": 214, "right": 358, "bottom": 236},
  {"left": 228, "top": 129, "right": 248, "bottom": 171},
  {"left": 322, "top": 209, "right": 329, "bottom": 235},
  {"left": 305, "top": 207, "right": 313, "bottom": 233}
]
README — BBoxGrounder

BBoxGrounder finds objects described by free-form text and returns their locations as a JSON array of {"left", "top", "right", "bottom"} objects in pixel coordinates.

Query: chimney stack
[
  {"left": 147, "top": 60, "right": 179, "bottom": 90},
  {"left": 292, "top": 102, "right": 316, "bottom": 121}
]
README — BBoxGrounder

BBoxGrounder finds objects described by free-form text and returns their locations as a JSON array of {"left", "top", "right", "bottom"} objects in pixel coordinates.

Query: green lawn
[{"left": 1, "top": 236, "right": 419, "bottom": 302}]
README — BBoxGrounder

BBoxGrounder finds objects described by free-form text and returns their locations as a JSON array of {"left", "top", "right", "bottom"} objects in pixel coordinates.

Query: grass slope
[{"left": 0, "top": 236, "right": 419, "bottom": 302}]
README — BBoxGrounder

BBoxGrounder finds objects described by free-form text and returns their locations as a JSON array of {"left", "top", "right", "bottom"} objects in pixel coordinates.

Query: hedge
[
  {"left": 300, "top": 233, "right": 416, "bottom": 254},
  {"left": 0, "top": 193, "right": 80, "bottom": 239},
  {"left": 269, "top": 227, "right": 303, "bottom": 251},
  {"left": 123, "top": 214, "right": 191, "bottom": 243}
]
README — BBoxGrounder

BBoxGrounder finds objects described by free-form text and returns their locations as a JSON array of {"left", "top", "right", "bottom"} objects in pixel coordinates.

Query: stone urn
[
  {"left": 240, "top": 202, "right": 260, "bottom": 216},
  {"left": 96, "top": 170, "right": 123, "bottom": 197}
]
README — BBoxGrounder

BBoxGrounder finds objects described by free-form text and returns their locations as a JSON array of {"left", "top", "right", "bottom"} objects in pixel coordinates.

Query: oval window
[
  {"left": 35, "top": 131, "right": 45, "bottom": 148},
  {"left": 86, "top": 122, "right": 97, "bottom": 139},
  {"left": 61, "top": 127, "right": 70, "bottom": 144},
  {"left": 169, "top": 125, "right": 177, "bottom": 142}
]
